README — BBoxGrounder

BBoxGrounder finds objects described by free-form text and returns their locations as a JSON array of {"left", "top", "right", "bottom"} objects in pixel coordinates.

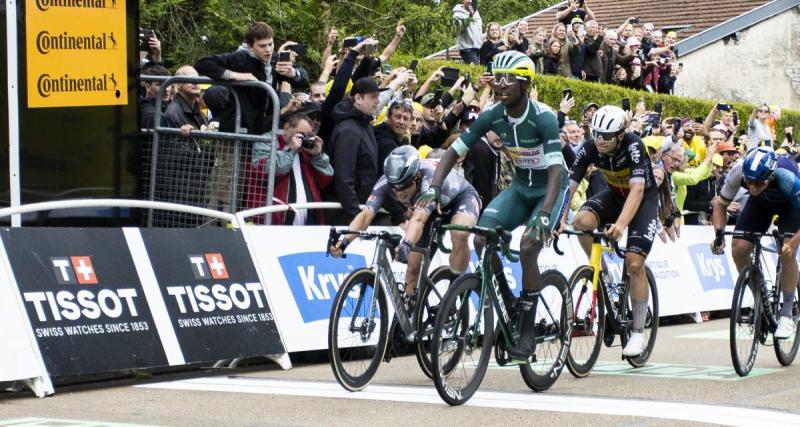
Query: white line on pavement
[{"left": 136, "top": 377, "right": 800, "bottom": 426}]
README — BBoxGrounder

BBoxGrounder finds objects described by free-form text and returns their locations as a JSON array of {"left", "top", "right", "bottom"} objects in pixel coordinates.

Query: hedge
[{"left": 388, "top": 55, "right": 800, "bottom": 142}]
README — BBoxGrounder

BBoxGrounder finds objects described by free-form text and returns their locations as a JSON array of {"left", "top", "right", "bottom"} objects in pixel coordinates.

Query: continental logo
[
  {"left": 37, "top": 31, "right": 117, "bottom": 54},
  {"left": 36, "top": 0, "right": 117, "bottom": 11},
  {"left": 37, "top": 73, "right": 119, "bottom": 98}
]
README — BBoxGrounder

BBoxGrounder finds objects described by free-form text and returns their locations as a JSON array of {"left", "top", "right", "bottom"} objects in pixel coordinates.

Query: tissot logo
[
  {"left": 51, "top": 256, "right": 97, "bottom": 285},
  {"left": 188, "top": 253, "right": 230, "bottom": 280},
  {"left": 36, "top": 0, "right": 115, "bottom": 12}
]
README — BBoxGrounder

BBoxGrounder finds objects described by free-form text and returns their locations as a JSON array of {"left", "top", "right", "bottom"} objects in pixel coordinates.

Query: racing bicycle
[
  {"left": 555, "top": 229, "right": 659, "bottom": 377},
  {"left": 723, "top": 230, "right": 800, "bottom": 376},
  {"left": 325, "top": 222, "right": 456, "bottom": 391},
  {"left": 430, "top": 224, "right": 572, "bottom": 406}
]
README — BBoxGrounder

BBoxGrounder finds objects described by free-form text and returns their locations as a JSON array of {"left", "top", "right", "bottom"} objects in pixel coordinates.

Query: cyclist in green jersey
[{"left": 417, "top": 51, "right": 569, "bottom": 361}]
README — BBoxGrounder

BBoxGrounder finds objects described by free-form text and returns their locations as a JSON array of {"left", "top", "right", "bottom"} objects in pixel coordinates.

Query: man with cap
[
  {"left": 327, "top": 77, "right": 388, "bottom": 224},
  {"left": 567, "top": 16, "right": 588, "bottom": 79},
  {"left": 413, "top": 92, "right": 448, "bottom": 149}
]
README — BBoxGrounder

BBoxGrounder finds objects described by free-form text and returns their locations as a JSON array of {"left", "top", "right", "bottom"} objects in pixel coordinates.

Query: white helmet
[{"left": 590, "top": 105, "right": 627, "bottom": 134}]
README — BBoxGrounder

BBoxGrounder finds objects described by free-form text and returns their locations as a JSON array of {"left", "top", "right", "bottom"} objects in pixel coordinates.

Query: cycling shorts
[
  {"left": 417, "top": 188, "right": 482, "bottom": 254},
  {"left": 733, "top": 196, "right": 800, "bottom": 242},
  {"left": 478, "top": 180, "right": 569, "bottom": 240},
  {"left": 579, "top": 189, "right": 659, "bottom": 257}
]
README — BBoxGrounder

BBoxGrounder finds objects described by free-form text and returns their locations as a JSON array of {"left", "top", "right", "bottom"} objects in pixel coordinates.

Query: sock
[
  {"left": 633, "top": 299, "right": 647, "bottom": 333},
  {"left": 520, "top": 290, "right": 540, "bottom": 318},
  {"left": 781, "top": 291, "right": 796, "bottom": 317}
]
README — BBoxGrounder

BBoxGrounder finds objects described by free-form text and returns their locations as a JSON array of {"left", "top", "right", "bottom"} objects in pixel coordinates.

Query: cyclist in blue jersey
[
  {"left": 416, "top": 51, "right": 569, "bottom": 362},
  {"left": 711, "top": 146, "right": 800, "bottom": 338}
]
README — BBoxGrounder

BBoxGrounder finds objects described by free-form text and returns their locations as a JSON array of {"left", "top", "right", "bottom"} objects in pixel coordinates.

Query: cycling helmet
[
  {"left": 590, "top": 105, "right": 628, "bottom": 134},
  {"left": 491, "top": 51, "right": 536, "bottom": 80},
  {"left": 384, "top": 145, "right": 420, "bottom": 185},
  {"left": 742, "top": 146, "right": 778, "bottom": 182}
]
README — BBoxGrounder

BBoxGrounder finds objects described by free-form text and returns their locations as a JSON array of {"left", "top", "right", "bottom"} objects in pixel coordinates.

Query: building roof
[{"left": 427, "top": 0, "right": 779, "bottom": 60}]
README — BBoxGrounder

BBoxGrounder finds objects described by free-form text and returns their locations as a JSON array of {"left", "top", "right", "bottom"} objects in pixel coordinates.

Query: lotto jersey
[
  {"left": 452, "top": 100, "right": 568, "bottom": 187},
  {"left": 570, "top": 133, "right": 657, "bottom": 199}
]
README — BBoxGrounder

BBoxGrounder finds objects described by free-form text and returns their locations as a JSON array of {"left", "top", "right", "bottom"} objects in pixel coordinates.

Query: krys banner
[
  {"left": 25, "top": 0, "right": 128, "bottom": 108},
  {"left": 1, "top": 228, "right": 167, "bottom": 376},
  {"left": 139, "top": 228, "right": 284, "bottom": 362}
]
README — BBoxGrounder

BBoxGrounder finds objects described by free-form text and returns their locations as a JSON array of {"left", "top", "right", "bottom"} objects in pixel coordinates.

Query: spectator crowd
[{"left": 138, "top": 0, "right": 798, "bottom": 228}]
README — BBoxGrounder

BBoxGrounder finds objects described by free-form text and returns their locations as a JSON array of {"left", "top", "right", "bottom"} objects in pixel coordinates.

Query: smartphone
[
  {"left": 630, "top": 17, "right": 640, "bottom": 24},
  {"left": 654, "top": 102, "right": 663, "bottom": 114},
  {"left": 278, "top": 51, "right": 291, "bottom": 62},
  {"left": 382, "top": 63, "right": 393, "bottom": 74},
  {"left": 462, "top": 73, "right": 471, "bottom": 88},
  {"left": 409, "top": 59, "right": 419, "bottom": 73},
  {"left": 288, "top": 44, "right": 307, "bottom": 56},
  {"left": 673, "top": 118, "right": 682, "bottom": 133},
  {"left": 472, "top": 0, "right": 478, "bottom": 11},
  {"left": 441, "top": 67, "right": 460, "bottom": 87},
  {"left": 733, "top": 111, "right": 740, "bottom": 126},
  {"left": 433, "top": 88, "right": 443, "bottom": 105},
  {"left": 138, "top": 28, "right": 154, "bottom": 51},
  {"left": 678, "top": 63, "right": 684, "bottom": 68},
  {"left": 695, "top": 116, "right": 704, "bottom": 124},
  {"left": 650, "top": 113, "right": 661, "bottom": 127},
  {"left": 717, "top": 103, "right": 731, "bottom": 111},
  {"left": 342, "top": 36, "right": 363, "bottom": 48},
  {"left": 622, "top": 98, "right": 631, "bottom": 112},
  {"left": 578, "top": 0, "right": 584, "bottom": 7}
]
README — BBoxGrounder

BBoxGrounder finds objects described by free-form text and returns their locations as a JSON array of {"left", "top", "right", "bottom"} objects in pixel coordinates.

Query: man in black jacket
[
  {"left": 327, "top": 77, "right": 386, "bottom": 224},
  {"left": 194, "top": 22, "right": 309, "bottom": 135}
]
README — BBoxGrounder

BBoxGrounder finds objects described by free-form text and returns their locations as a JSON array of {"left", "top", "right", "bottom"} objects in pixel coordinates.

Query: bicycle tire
[
  {"left": 774, "top": 279, "right": 800, "bottom": 366},
  {"left": 566, "top": 266, "right": 605, "bottom": 378},
  {"left": 519, "top": 269, "right": 572, "bottom": 392},
  {"left": 431, "top": 273, "right": 494, "bottom": 406},
  {"left": 619, "top": 266, "right": 659, "bottom": 368},
  {"left": 730, "top": 266, "right": 761, "bottom": 377},
  {"left": 415, "top": 266, "right": 459, "bottom": 379},
  {"left": 328, "top": 268, "right": 388, "bottom": 391}
]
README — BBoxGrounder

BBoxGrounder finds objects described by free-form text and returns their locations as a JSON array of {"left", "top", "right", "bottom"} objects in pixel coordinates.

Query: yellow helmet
[{"left": 491, "top": 51, "right": 536, "bottom": 80}]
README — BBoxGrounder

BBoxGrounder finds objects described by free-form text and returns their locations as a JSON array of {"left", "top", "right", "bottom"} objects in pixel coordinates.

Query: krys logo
[
  {"left": 24, "top": 256, "right": 140, "bottom": 322},
  {"left": 278, "top": 252, "right": 366, "bottom": 323},
  {"left": 689, "top": 244, "right": 733, "bottom": 291}
]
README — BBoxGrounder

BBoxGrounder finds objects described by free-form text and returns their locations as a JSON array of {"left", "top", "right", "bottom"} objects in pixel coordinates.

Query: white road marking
[
  {"left": 677, "top": 329, "right": 731, "bottom": 340},
  {"left": 137, "top": 377, "right": 800, "bottom": 426}
]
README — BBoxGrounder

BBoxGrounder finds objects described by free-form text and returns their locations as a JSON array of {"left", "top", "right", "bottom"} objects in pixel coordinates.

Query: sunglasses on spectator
[
  {"left": 665, "top": 154, "right": 683, "bottom": 162},
  {"left": 709, "top": 136, "right": 727, "bottom": 142},
  {"left": 758, "top": 109, "right": 770, "bottom": 113},
  {"left": 591, "top": 130, "right": 619, "bottom": 141},
  {"left": 389, "top": 98, "right": 413, "bottom": 109},
  {"left": 493, "top": 73, "right": 526, "bottom": 87}
]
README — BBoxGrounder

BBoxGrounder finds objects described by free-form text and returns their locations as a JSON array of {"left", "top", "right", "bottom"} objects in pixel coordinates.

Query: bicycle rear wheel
[
  {"left": 620, "top": 266, "right": 659, "bottom": 368},
  {"left": 774, "top": 279, "right": 800, "bottom": 366},
  {"left": 431, "top": 273, "right": 494, "bottom": 406},
  {"left": 520, "top": 270, "right": 572, "bottom": 392},
  {"left": 329, "top": 269, "right": 388, "bottom": 391},
  {"left": 566, "top": 266, "right": 605, "bottom": 378},
  {"left": 730, "top": 266, "right": 762, "bottom": 377},
  {"left": 415, "top": 266, "right": 459, "bottom": 379}
]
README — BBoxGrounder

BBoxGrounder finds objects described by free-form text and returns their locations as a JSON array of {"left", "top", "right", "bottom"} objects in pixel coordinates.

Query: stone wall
[{"left": 675, "top": 7, "right": 800, "bottom": 110}]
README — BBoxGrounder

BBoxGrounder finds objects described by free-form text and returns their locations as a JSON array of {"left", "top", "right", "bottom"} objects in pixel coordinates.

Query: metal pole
[{"left": 7, "top": 0, "right": 21, "bottom": 227}]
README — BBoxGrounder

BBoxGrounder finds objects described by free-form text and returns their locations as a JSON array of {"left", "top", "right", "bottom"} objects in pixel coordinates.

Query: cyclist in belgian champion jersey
[
  {"left": 711, "top": 146, "right": 800, "bottom": 338},
  {"left": 417, "top": 51, "right": 570, "bottom": 362},
  {"left": 330, "top": 145, "right": 481, "bottom": 301},
  {"left": 562, "top": 105, "right": 660, "bottom": 357}
]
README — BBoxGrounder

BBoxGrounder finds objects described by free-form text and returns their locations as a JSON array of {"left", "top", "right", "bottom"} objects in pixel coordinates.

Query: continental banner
[
  {"left": 25, "top": 0, "right": 128, "bottom": 108},
  {"left": 1, "top": 228, "right": 167, "bottom": 376},
  {"left": 138, "top": 228, "right": 284, "bottom": 362}
]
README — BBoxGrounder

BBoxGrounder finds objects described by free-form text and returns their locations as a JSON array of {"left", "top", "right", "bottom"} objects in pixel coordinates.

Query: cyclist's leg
[
  {"left": 573, "top": 190, "right": 621, "bottom": 256},
  {"left": 404, "top": 210, "right": 437, "bottom": 296},
  {"left": 447, "top": 190, "right": 481, "bottom": 274},
  {"left": 731, "top": 196, "right": 771, "bottom": 273},
  {"left": 775, "top": 202, "right": 800, "bottom": 320}
]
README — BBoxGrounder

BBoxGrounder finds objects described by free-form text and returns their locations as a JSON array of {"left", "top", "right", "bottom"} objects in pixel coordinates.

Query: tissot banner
[
  {"left": 138, "top": 228, "right": 284, "bottom": 361},
  {"left": 1, "top": 228, "right": 167, "bottom": 376}
]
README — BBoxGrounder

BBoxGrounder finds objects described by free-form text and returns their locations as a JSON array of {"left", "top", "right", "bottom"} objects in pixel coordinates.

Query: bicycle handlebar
[
  {"left": 326, "top": 227, "right": 403, "bottom": 259},
  {"left": 440, "top": 223, "right": 519, "bottom": 262},
  {"left": 554, "top": 229, "right": 626, "bottom": 259}
]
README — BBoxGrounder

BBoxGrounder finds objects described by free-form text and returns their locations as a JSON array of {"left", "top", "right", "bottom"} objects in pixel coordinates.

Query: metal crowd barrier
[{"left": 140, "top": 75, "right": 282, "bottom": 227}]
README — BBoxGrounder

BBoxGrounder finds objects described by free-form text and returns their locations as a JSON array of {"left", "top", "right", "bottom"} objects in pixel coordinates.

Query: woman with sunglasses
[
  {"left": 747, "top": 103, "right": 773, "bottom": 150},
  {"left": 330, "top": 145, "right": 480, "bottom": 301},
  {"left": 562, "top": 105, "right": 660, "bottom": 358},
  {"left": 417, "top": 51, "right": 569, "bottom": 362}
]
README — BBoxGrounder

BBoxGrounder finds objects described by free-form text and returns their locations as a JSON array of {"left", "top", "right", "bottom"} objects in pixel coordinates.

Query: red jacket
[{"left": 245, "top": 136, "right": 333, "bottom": 224}]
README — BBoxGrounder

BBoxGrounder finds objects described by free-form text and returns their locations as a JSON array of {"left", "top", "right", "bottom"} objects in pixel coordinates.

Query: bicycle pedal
[{"left": 509, "top": 355, "right": 537, "bottom": 365}]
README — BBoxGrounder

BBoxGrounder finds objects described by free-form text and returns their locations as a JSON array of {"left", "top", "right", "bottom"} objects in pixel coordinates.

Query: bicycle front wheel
[
  {"left": 328, "top": 268, "right": 388, "bottom": 391},
  {"left": 774, "top": 279, "right": 800, "bottom": 366},
  {"left": 431, "top": 273, "right": 494, "bottom": 406},
  {"left": 566, "top": 265, "right": 605, "bottom": 378},
  {"left": 519, "top": 270, "right": 572, "bottom": 392},
  {"left": 415, "top": 266, "right": 459, "bottom": 379},
  {"left": 730, "top": 266, "right": 761, "bottom": 377},
  {"left": 620, "top": 266, "right": 659, "bottom": 368}
]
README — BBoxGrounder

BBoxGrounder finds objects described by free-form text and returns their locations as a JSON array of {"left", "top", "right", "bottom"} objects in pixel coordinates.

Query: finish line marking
[
  {"left": 136, "top": 377, "right": 800, "bottom": 426},
  {"left": 0, "top": 419, "right": 157, "bottom": 427}
]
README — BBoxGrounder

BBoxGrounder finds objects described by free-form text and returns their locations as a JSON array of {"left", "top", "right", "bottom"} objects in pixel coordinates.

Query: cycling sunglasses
[
  {"left": 592, "top": 129, "right": 621, "bottom": 141},
  {"left": 492, "top": 73, "right": 527, "bottom": 87},
  {"left": 392, "top": 179, "right": 416, "bottom": 191}
]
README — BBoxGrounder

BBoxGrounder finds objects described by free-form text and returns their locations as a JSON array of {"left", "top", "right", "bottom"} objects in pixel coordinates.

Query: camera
[
  {"left": 278, "top": 51, "right": 291, "bottom": 62},
  {"left": 138, "top": 28, "right": 154, "bottom": 51},
  {"left": 300, "top": 133, "right": 315, "bottom": 150},
  {"left": 288, "top": 44, "right": 307, "bottom": 56}
]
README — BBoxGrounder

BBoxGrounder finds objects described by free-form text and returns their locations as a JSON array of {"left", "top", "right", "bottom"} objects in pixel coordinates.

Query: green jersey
[{"left": 452, "top": 99, "right": 567, "bottom": 187}]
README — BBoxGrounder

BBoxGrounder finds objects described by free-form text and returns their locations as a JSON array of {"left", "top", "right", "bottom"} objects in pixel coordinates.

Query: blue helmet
[{"left": 742, "top": 146, "right": 778, "bottom": 182}]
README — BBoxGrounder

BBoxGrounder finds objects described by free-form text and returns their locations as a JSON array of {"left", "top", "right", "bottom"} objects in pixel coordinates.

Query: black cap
[
  {"left": 351, "top": 77, "right": 390, "bottom": 96},
  {"left": 301, "top": 101, "right": 322, "bottom": 116}
]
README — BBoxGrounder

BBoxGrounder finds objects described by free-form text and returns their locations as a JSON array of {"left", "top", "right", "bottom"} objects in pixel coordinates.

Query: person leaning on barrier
[
  {"left": 195, "top": 21, "right": 309, "bottom": 135},
  {"left": 139, "top": 63, "right": 171, "bottom": 130},
  {"left": 245, "top": 112, "right": 332, "bottom": 225}
]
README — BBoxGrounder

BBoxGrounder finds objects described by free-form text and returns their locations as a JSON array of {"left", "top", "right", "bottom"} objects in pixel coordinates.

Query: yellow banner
[{"left": 26, "top": 0, "right": 128, "bottom": 108}]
